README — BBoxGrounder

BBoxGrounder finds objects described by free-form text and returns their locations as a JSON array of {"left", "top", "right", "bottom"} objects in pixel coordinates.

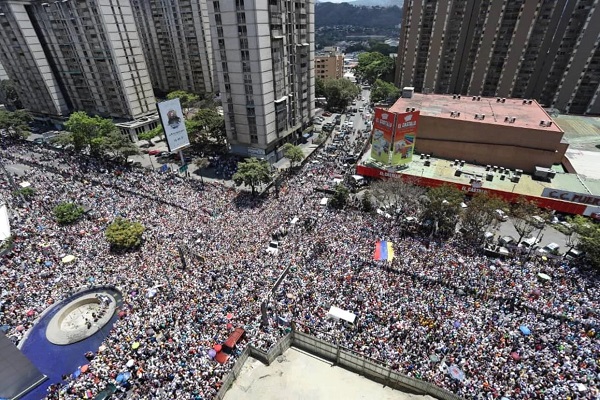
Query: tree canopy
[
  {"left": 354, "top": 52, "right": 396, "bottom": 85},
  {"left": 568, "top": 215, "right": 600, "bottom": 269},
  {"left": 167, "top": 90, "right": 199, "bottom": 116},
  {"left": 330, "top": 184, "right": 350, "bottom": 209},
  {"left": 420, "top": 185, "right": 464, "bottom": 237},
  {"left": 58, "top": 111, "right": 136, "bottom": 159},
  {"left": 232, "top": 157, "right": 272, "bottom": 195},
  {"left": 322, "top": 78, "right": 360, "bottom": 111},
  {"left": 282, "top": 143, "right": 304, "bottom": 169},
  {"left": 53, "top": 202, "right": 84, "bottom": 225},
  {"left": 460, "top": 193, "right": 507, "bottom": 246},
  {"left": 0, "top": 109, "right": 31, "bottom": 139},
  {"left": 0, "top": 80, "right": 21, "bottom": 109},
  {"left": 105, "top": 217, "right": 145, "bottom": 250},
  {"left": 509, "top": 197, "right": 544, "bottom": 244},
  {"left": 370, "top": 79, "right": 401, "bottom": 104}
]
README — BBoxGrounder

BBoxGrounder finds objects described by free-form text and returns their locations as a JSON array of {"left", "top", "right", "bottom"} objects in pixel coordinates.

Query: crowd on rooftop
[{"left": 0, "top": 137, "right": 598, "bottom": 399}]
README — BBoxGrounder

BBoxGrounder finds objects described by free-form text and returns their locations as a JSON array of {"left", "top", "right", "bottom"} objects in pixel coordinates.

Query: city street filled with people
[{"left": 1, "top": 137, "right": 598, "bottom": 400}]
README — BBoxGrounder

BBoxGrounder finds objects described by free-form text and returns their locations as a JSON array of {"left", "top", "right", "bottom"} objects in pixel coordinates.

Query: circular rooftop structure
[{"left": 46, "top": 292, "right": 117, "bottom": 345}]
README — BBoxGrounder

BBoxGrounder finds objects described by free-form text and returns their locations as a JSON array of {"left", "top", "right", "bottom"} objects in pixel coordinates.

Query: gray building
[
  {"left": 0, "top": 0, "right": 155, "bottom": 121},
  {"left": 131, "top": 0, "right": 215, "bottom": 96},
  {"left": 0, "top": 62, "right": 7, "bottom": 81},
  {"left": 206, "top": 0, "right": 315, "bottom": 163},
  {"left": 396, "top": 0, "right": 600, "bottom": 115}
]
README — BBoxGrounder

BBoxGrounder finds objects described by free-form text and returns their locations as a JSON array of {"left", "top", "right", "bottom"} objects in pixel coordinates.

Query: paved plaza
[{"left": 224, "top": 348, "right": 436, "bottom": 400}]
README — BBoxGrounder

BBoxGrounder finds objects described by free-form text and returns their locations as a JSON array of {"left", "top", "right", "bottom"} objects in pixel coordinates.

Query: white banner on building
[{"left": 157, "top": 98, "right": 190, "bottom": 152}]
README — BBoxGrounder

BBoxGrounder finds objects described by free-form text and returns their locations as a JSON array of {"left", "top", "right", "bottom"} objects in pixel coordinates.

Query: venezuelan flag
[{"left": 374, "top": 241, "right": 394, "bottom": 261}]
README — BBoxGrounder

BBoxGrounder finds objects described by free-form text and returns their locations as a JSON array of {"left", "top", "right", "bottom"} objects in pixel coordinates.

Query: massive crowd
[{"left": 0, "top": 136, "right": 598, "bottom": 400}]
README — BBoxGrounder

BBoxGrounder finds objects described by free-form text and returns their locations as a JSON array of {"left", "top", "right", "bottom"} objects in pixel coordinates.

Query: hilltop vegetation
[{"left": 316, "top": 3, "right": 402, "bottom": 29}]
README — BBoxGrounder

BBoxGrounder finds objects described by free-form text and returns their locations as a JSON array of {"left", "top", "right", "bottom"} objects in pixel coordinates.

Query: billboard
[
  {"left": 370, "top": 108, "right": 396, "bottom": 164},
  {"left": 157, "top": 98, "right": 190, "bottom": 152},
  {"left": 391, "top": 111, "right": 419, "bottom": 165},
  {"left": 541, "top": 188, "right": 600, "bottom": 206}
]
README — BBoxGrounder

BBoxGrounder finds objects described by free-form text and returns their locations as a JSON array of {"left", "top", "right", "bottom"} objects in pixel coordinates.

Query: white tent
[
  {"left": 0, "top": 204, "right": 10, "bottom": 242},
  {"left": 327, "top": 306, "right": 357, "bottom": 326}
]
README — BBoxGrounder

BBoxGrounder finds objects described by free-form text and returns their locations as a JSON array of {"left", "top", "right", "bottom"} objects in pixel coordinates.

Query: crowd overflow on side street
[{"left": 0, "top": 118, "right": 599, "bottom": 400}]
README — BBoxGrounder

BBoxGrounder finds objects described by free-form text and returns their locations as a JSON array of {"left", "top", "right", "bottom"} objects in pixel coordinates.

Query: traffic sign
[{"left": 179, "top": 164, "right": 188, "bottom": 173}]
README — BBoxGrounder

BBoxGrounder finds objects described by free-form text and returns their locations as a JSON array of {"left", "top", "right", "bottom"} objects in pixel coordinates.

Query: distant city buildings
[
  {"left": 206, "top": 0, "right": 315, "bottom": 162},
  {"left": 0, "top": 0, "right": 156, "bottom": 122},
  {"left": 396, "top": 0, "right": 600, "bottom": 115},
  {"left": 315, "top": 48, "right": 344, "bottom": 80},
  {"left": 131, "top": 0, "right": 215, "bottom": 96}
]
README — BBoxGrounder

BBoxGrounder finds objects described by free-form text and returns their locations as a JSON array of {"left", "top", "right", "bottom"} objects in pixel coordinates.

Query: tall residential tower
[
  {"left": 207, "top": 0, "right": 315, "bottom": 162},
  {"left": 396, "top": 0, "right": 600, "bottom": 115},
  {"left": 131, "top": 0, "right": 215, "bottom": 96},
  {"left": 0, "top": 0, "right": 155, "bottom": 121}
]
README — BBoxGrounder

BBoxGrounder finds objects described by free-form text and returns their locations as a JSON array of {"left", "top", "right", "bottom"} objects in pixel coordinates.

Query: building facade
[
  {"left": 396, "top": 0, "right": 600, "bottom": 115},
  {"left": 388, "top": 93, "right": 568, "bottom": 173},
  {"left": 206, "top": 0, "right": 315, "bottom": 163},
  {"left": 0, "top": 62, "right": 7, "bottom": 81},
  {"left": 131, "top": 0, "right": 214, "bottom": 96},
  {"left": 315, "top": 50, "right": 343, "bottom": 80},
  {"left": 0, "top": 0, "right": 155, "bottom": 121}
]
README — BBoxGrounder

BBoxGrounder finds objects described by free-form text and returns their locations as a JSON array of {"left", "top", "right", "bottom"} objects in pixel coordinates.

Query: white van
[{"left": 519, "top": 236, "right": 538, "bottom": 248}]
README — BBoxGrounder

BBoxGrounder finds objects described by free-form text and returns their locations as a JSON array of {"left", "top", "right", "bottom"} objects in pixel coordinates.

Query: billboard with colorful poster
[
  {"left": 370, "top": 108, "right": 396, "bottom": 164},
  {"left": 157, "top": 98, "right": 190, "bottom": 152},
  {"left": 391, "top": 111, "right": 419, "bottom": 165}
]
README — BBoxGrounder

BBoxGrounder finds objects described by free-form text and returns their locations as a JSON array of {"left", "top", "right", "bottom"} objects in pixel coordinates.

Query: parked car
[
  {"left": 148, "top": 149, "right": 162, "bottom": 156},
  {"left": 494, "top": 209, "right": 508, "bottom": 222},
  {"left": 531, "top": 215, "right": 545, "bottom": 229},
  {"left": 322, "top": 111, "right": 332, "bottom": 117}
]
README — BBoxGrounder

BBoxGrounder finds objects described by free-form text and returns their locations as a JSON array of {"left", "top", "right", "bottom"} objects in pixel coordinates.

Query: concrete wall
[
  {"left": 217, "top": 327, "right": 463, "bottom": 400},
  {"left": 414, "top": 117, "right": 566, "bottom": 172}
]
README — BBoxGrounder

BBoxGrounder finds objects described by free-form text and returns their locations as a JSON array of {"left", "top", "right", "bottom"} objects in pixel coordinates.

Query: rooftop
[
  {"left": 553, "top": 114, "right": 600, "bottom": 180},
  {"left": 363, "top": 153, "right": 600, "bottom": 198},
  {"left": 389, "top": 93, "right": 562, "bottom": 133}
]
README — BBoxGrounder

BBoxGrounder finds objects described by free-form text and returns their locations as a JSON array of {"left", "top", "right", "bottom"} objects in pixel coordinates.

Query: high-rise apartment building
[
  {"left": 131, "top": 0, "right": 215, "bottom": 96},
  {"left": 396, "top": 0, "right": 600, "bottom": 115},
  {"left": 0, "top": 0, "right": 155, "bottom": 121},
  {"left": 315, "top": 49, "right": 344, "bottom": 80},
  {"left": 0, "top": 62, "right": 7, "bottom": 81},
  {"left": 207, "top": 0, "right": 315, "bottom": 162}
]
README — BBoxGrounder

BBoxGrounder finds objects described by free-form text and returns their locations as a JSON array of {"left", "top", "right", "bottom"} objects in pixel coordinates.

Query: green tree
[
  {"left": 420, "top": 185, "right": 464, "bottom": 237},
  {"left": 0, "top": 109, "right": 31, "bottom": 139},
  {"left": 105, "top": 217, "right": 145, "bottom": 250},
  {"left": 354, "top": 52, "right": 395, "bottom": 85},
  {"left": 330, "top": 184, "right": 350, "bottom": 209},
  {"left": 167, "top": 90, "right": 199, "bottom": 117},
  {"left": 370, "top": 79, "right": 401, "bottom": 104},
  {"left": 190, "top": 109, "right": 226, "bottom": 147},
  {"left": 323, "top": 78, "right": 360, "bottom": 111},
  {"left": 282, "top": 143, "right": 305, "bottom": 169},
  {"left": 138, "top": 129, "right": 160, "bottom": 146},
  {"left": 370, "top": 176, "right": 425, "bottom": 215},
  {"left": 53, "top": 202, "right": 84, "bottom": 225},
  {"left": 509, "top": 197, "right": 541, "bottom": 245},
  {"left": 63, "top": 111, "right": 118, "bottom": 154},
  {"left": 315, "top": 77, "right": 326, "bottom": 98},
  {"left": 103, "top": 130, "right": 140, "bottom": 159},
  {"left": 14, "top": 187, "right": 35, "bottom": 199},
  {"left": 460, "top": 193, "right": 507, "bottom": 246},
  {"left": 361, "top": 191, "right": 374, "bottom": 212},
  {"left": 232, "top": 157, "right": 272, "bottom": 195},
  {"left": 569, "top": 215, "right": 600, "bottom": 268},
  {"left": 0, "top": 80, "right": 21, "bottom": 108}
]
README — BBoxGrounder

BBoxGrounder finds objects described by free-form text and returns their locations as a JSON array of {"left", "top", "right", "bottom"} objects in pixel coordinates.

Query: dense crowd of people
[{"left": 0, "top": 137, "right": 598, "bottom": 399}]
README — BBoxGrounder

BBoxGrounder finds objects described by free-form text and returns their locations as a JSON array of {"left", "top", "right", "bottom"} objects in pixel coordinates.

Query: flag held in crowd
[{"left": 374, "top": 241, "right": 394, "bottom": 261}]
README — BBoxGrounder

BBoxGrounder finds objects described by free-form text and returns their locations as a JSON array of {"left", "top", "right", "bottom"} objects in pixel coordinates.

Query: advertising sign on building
[
  {"left": 390, "top": 111, "right": 419, "bottom": 165},
  {"left": 157, "top": 98, "right": 190, "bottom": 152},
  {"left": 370, "top": 108, "right": 396, "bottom": 164},
  {"left": 541, "top": 188, "right": 600, "bottom": 206}
]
